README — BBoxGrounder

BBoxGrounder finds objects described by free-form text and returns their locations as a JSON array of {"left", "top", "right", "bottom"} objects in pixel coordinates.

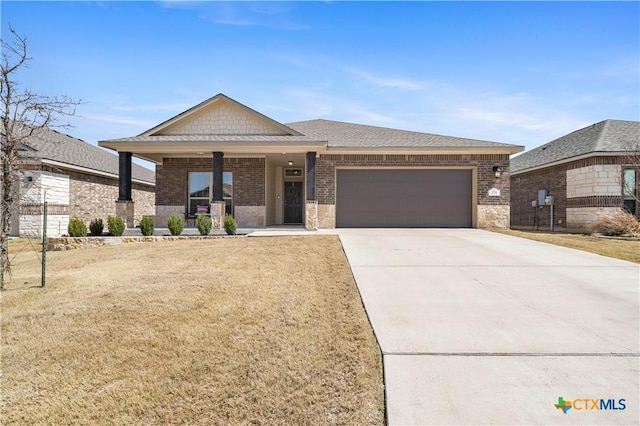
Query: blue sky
[{"left": 2, "top": 1, "right": 639, "bottom": 167}]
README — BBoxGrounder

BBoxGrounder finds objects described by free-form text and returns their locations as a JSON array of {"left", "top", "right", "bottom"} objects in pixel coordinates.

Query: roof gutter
[
  {"left": 326, "top": 145, "right": 525, "bottom": 155},
  {"left": 99, "top": 140, "right": 329, "bottom": 154}
]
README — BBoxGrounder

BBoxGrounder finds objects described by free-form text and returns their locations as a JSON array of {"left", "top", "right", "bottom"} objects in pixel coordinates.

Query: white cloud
[
  {"left": 349, "top": 69, "right": 425, "bottom": 91},
  {"left": 112, "top": 103, "right": 192, "bottom": 112},
  {"left": 161, "top": 1, "right": 310, "bottom": 30},
  {"left": 84, "top": 114, "right": 155, "bottom": 128}
]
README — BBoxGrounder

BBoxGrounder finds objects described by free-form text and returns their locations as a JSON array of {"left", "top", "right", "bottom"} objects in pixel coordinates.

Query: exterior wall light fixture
[
  {"left": 493, "top": 166, "right": 503, "bottom": 178},
  {"left": 288, "top": 160, "right": 294, "bottom": 166}
]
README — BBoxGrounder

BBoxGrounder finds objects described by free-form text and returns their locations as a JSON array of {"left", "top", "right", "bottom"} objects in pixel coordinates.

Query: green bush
[
  {"left": 168, "top": 214, "right": 184, "bottom": 236},
  {"left": 89, "top": 218, "right": 103, "bottom": 236},
  {"left": 68, "top": 217, "right": 87, "bottom": 237},
  {"left": 196, "top": 214, "right": 212, "bottom": 236},
  {"left": 107, "top": 215, "right": 126, "bottom": 236},
  {"left": 140, "top": 216, "right": 155, "bottom": 236},
  {"left": 224, "top": 214, "right": 238, "bottom": 235}
]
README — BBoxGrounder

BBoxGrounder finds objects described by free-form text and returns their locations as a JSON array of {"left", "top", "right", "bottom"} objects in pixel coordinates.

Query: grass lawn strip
[
  {"left": 1, "top": 236, "right": 384, "bottom": 425},
  {"left": 492, "top": 229, "right": 640, "bottom": 264}
]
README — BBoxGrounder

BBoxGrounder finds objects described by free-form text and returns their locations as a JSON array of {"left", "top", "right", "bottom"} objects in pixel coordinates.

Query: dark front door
[{"left": 284, "top": 181, "right": 303, "bottom": 224}]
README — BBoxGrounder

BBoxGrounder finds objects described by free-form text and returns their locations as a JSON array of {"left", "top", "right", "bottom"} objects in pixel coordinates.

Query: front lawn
[
  {"left": 1, "top": 236, "right": 384, "bottom": 425},
  {"left": 492, "top": 229, "right": 640, "bottom": 263}
]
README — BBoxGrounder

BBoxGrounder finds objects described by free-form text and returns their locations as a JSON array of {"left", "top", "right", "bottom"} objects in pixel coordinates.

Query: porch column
[
  {"left": 211, "top": 152, "right": 225, "bottom": 229},
  {"left": 118, "top": 152, "right": 132, "bottom": 201},
  {"left": 306, "top": 151, "right": 316, "bottom": 201},
  {"left": 212, "top": 152, "right": 224, "bottom": 202},
  {"left": 116, "top": 151, "right": 134, "bottom": 228}
]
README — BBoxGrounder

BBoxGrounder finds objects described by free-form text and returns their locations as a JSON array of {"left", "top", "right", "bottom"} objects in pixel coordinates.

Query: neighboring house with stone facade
[
  {"left": 99, "top": 93, "right": 523, "bottom": 230},
  {"left": 510, "top": 119, "right": 640, "bottom": 231},
  {"left": 7, "top": 125, "right": 155, "bottom": 237}
]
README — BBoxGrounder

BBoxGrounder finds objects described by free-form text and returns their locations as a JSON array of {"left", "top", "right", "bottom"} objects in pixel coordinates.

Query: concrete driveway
[{"left": 337, "top": 229, "right": 639, "bottom": 425}]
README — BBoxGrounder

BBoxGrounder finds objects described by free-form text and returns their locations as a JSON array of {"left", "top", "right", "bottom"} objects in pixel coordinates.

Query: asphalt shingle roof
[
  {"left": 102, "top": 118, "right": 522, "bottom": 152},
  {"left": 510, "top": 119, "right": 640, "bottom": 173},
  {"left": 6, "top": 125, "right": 155, "bottom": 183},
  {"left": 286, "top": 119, "right": 519, "bottom": 149}
]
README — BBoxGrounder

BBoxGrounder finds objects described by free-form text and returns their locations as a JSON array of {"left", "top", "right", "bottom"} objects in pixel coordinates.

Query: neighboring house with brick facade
[
  {"left": 100, "top": 93, "right": 523, "bottom": 230},
  {"left": 8, "top": 126, "right": 155, "bottom": 237},
  {"left": 510, "top": 119, "right": 640, "bottom": 231}
]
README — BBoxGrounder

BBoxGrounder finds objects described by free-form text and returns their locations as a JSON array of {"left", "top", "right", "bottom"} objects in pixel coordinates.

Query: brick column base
[
  {"left": 210, "top": 201, "right": 226, "bottom": 230},
  {"left": 115, "top": 200, "right": 135, "bottom": 228}
]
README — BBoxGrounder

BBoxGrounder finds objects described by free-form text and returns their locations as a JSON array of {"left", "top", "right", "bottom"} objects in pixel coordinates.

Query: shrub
[
  {"left": 89, "top": 218, "right": 104, "bottom": 236},
  {"left": 140, "top": 216, "right": 155, "bottom": 236},
  {"left": 68, "top": 217, "right": 87, "bottom": 237},
  {"left": 196, "top": 214, "right": 212, "bottom": 236},
  {"left": 107, "top": 215, "right": 126, "bottom": 237},
  {"left": 224, "top": 214, "right": 237, "bottom": 235},
  {"left": 587, "top": 210, "right": 640, "bottom": 236},
  {"left": 168, "top": 214, "right": 184, "bottom": 236}
]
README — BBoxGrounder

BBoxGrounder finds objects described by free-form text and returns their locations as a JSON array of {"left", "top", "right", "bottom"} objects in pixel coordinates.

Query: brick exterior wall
[
  {"left": 510, "top": 156, "right": 634, "bottom": 229},
  {"left": 15, "top": 163, "right": 155, "bottom": 235},
  {"left": 511, "top": 164, "right": 567, "bottom": 228},
  {"left": 315, "top": 153, "right": 511, "bottom": 206},
  {"left": 68, "top": 171, "right": 155, "bottom": 224},
  {"left": 156, "top": 157, "right": 265, "bottom": 207}
]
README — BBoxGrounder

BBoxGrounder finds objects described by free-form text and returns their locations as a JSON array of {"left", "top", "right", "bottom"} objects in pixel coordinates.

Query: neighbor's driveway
[{"left": 336, "top": 229, "right": 639, "bottom": 425}]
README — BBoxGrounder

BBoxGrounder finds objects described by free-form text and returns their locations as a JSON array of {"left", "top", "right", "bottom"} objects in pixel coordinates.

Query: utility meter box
[
  {"left": 538, "top": 189, "right": 547, "bottom": 206},
  {"left": 545, "top": 195, "right": 554, "bottom": 206}
]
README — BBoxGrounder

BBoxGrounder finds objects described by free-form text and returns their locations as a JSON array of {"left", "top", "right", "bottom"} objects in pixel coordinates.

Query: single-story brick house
[
  {"left": 7, "top": 125, "right": 155, "bottom": 237},
  {"left": 510, "top": 119, "right": 640, "bottom": 231},
  {"left": 99, "top": 93, "right": 523, "bottom": 229}
]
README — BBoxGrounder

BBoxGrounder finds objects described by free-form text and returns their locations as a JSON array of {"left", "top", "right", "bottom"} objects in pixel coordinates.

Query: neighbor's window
[
  {"left": 622, "top": 169, "right": 637, "bottom": 217},
  {"left": 187, "top": 172, "right": 233, "bottom": 216}
]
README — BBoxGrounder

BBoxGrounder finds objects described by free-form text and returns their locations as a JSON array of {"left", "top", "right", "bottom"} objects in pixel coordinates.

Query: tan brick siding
[{"left": 566, "top": 165, "right": 621, "bottom": 198}]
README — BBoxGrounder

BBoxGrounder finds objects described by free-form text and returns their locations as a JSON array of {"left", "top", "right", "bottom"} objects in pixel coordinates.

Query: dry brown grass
[
  {"left": 1, "top": 236, "right": 384, "bottom": 425},
  {"left": 492, "top": 229, "right": 640, "bottom": 263}
]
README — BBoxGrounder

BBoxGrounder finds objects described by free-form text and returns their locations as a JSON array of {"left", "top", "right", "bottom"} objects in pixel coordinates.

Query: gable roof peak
[{"left": 139, "top": 93, "right": 303, "bottom": 137}]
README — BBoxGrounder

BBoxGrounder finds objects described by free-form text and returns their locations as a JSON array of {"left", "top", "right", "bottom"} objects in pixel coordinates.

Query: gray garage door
[{"left": 336, "top": 169, "right": 472, "bottom": 228}]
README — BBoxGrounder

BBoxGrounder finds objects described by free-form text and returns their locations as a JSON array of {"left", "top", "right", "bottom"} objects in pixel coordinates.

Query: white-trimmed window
[
  {"left": 188, "top": 172, "right": 233, "bottom": 216},
  {"left": 623, "top": 169, "right": 637, "bottom": 217}
]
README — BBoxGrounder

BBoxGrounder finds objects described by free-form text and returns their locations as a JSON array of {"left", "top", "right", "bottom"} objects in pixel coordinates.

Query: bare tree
[{"left": 1, "top": 27, "right": 81, "bottom": 290}]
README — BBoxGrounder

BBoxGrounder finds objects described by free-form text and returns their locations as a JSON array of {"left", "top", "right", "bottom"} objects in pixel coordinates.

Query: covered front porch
[{"left": 114, "top": 150, "right": 321, "bottom": 230}]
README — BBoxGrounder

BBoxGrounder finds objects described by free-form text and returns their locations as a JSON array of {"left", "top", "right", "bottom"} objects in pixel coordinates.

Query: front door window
[{"left": 284, "top": 181, "right": 303, "bottom": 223}]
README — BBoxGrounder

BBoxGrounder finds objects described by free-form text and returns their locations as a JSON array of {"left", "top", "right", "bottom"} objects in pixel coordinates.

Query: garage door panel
[{"left": 336, "top": 169, "right": 472, "bottom": 228}]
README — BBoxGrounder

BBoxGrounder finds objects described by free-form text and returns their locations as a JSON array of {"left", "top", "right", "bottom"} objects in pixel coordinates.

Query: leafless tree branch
[{"left": 1, "top": 26, "right": 83, "bottom": 290}]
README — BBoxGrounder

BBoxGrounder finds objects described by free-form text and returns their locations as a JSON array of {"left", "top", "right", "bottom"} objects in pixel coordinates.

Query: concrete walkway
[{"left": 337, "top": 229, "right": 639, "bottom": 425}]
